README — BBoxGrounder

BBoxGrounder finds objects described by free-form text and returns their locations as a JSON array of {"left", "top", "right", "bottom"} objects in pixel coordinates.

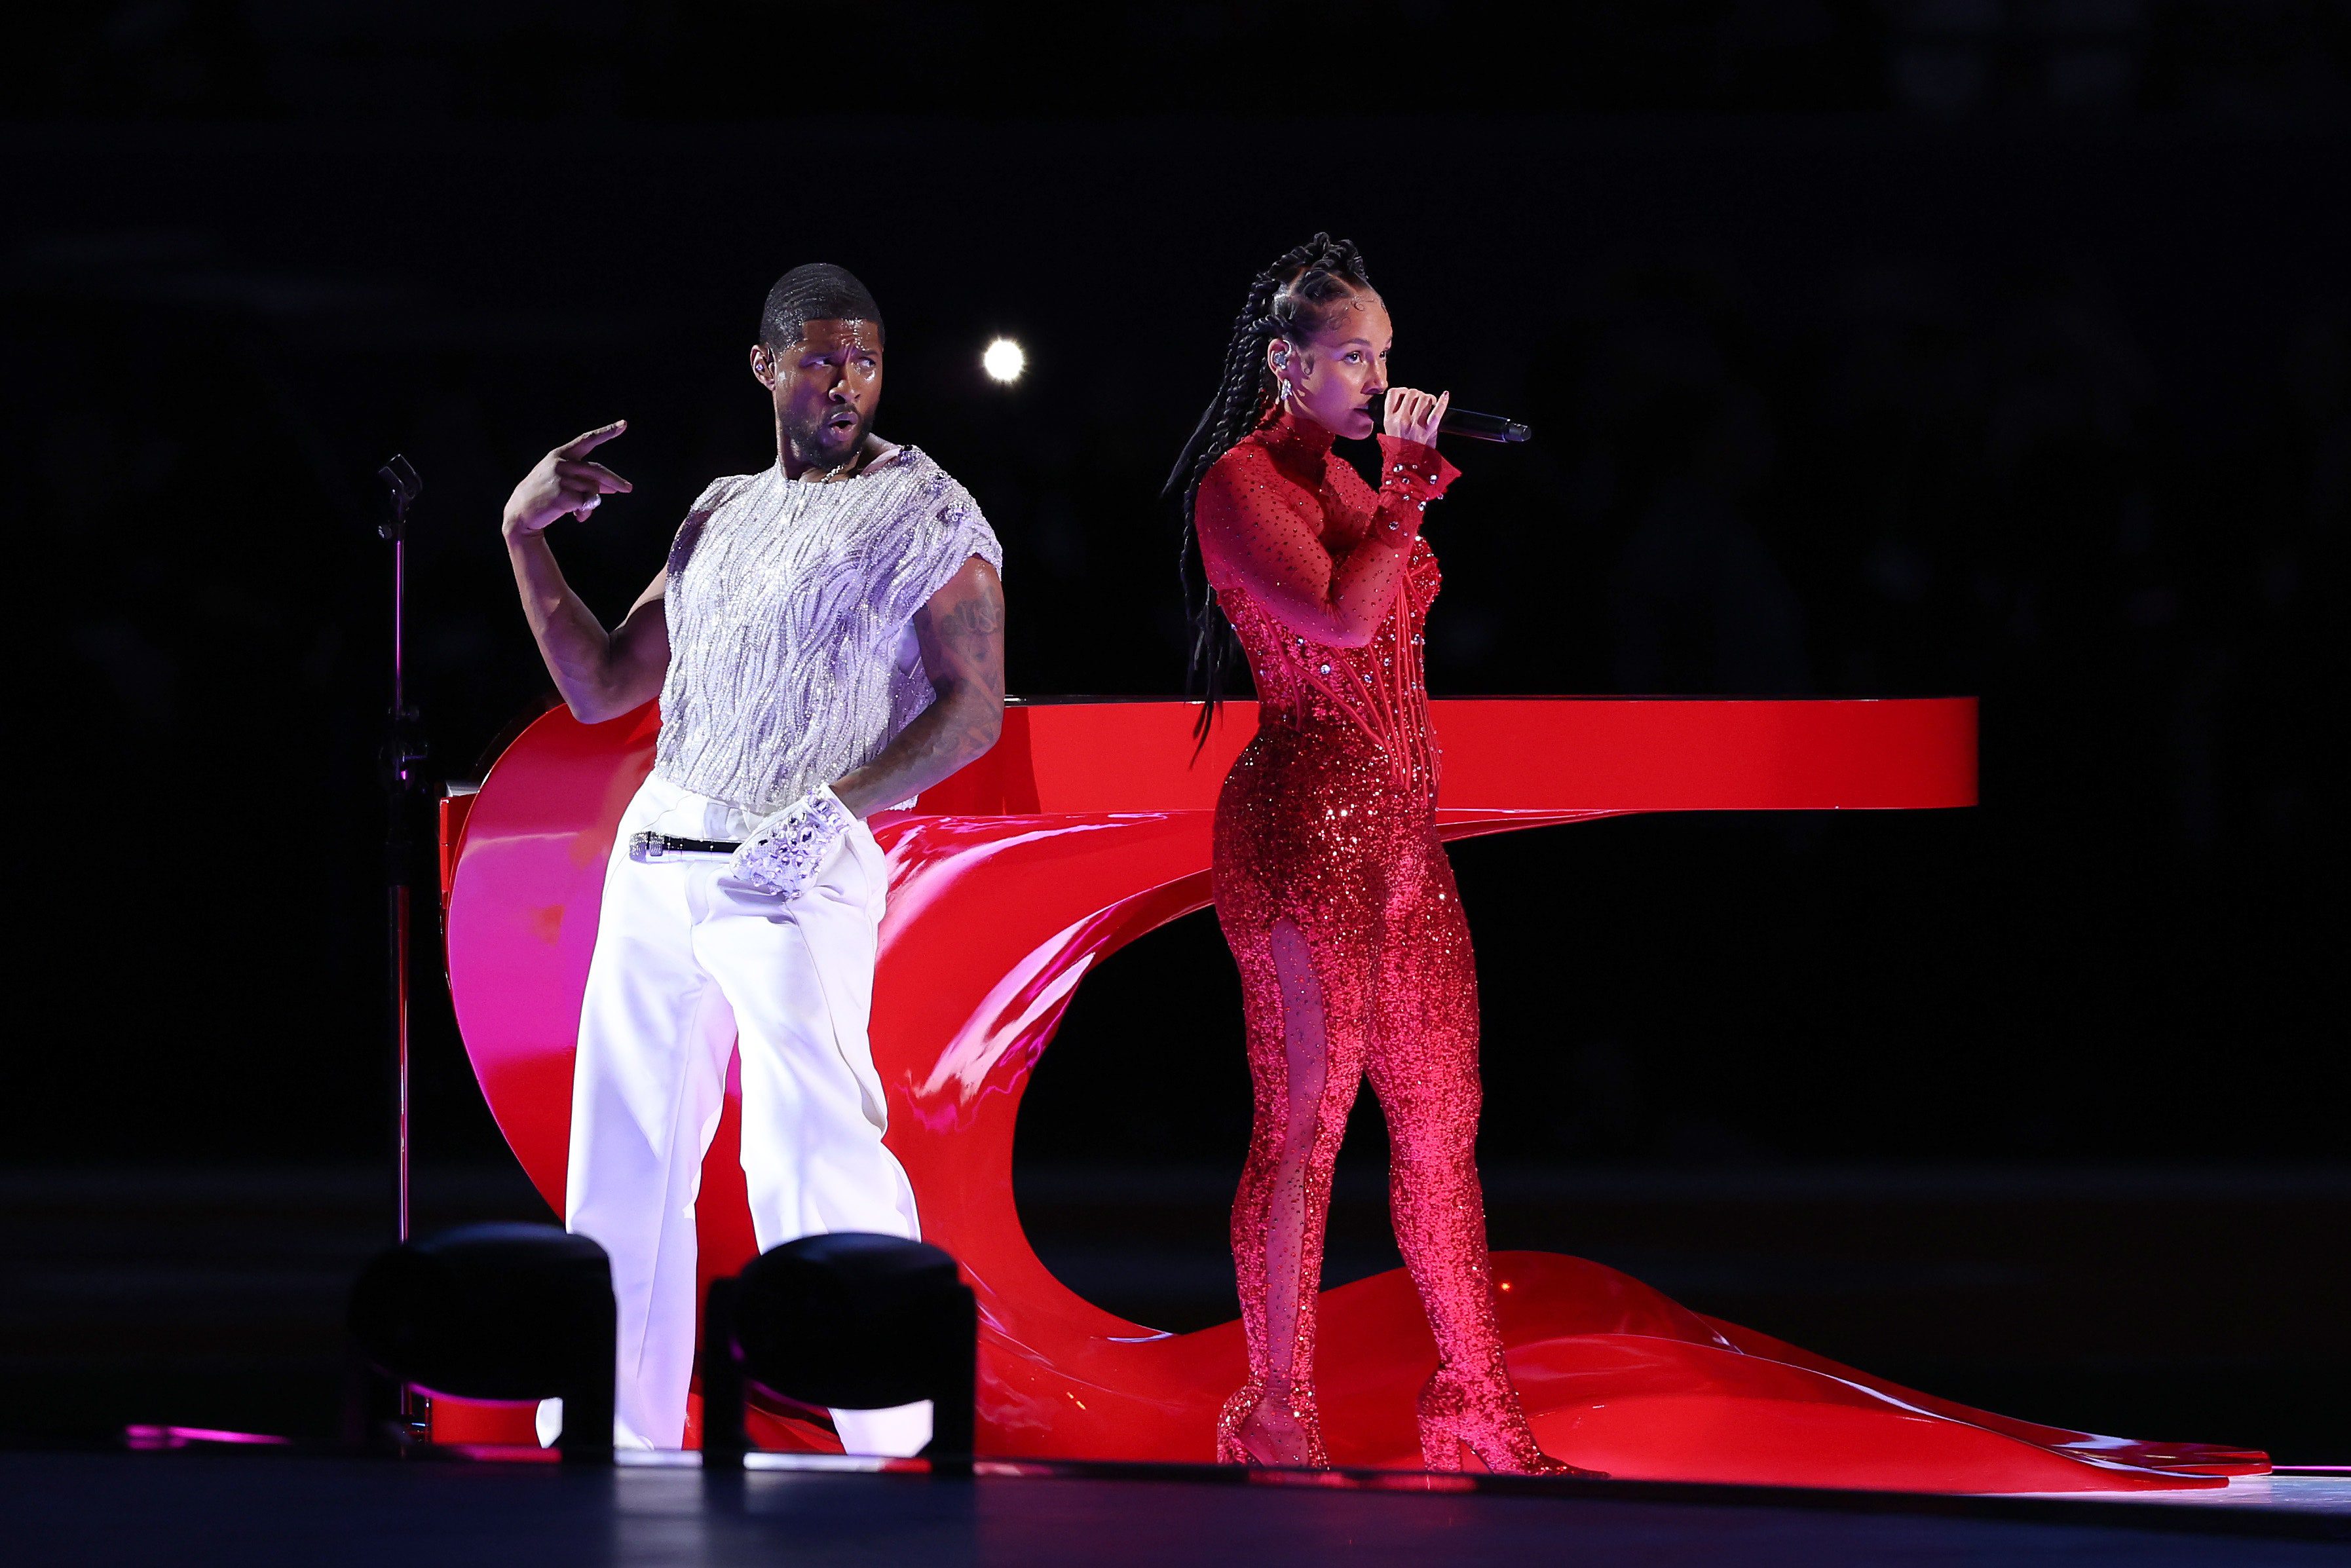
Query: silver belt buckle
[{"left": 629, "top": 831, "right": 738, "bottom": 862}]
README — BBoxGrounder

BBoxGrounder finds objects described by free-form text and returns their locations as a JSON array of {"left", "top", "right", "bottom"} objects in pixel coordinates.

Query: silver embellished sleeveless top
[{"left": 653, "top": 444, "right": 1002, "bottom": 813}]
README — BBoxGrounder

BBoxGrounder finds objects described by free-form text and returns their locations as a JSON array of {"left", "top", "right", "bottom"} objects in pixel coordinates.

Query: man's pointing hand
[{"left": 503, "top": 420, "right": 635, "bottom": 539}]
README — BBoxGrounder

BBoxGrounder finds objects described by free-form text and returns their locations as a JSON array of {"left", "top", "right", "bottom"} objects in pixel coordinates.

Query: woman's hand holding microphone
[{"left": 1383, "top": 387, "right": 1450, "bottom": 447}]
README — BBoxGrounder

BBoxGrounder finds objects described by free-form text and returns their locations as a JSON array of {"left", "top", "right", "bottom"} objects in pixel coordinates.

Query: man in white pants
[{"left": 498, "top": 263, "right": 1005, "bottom": 1453}]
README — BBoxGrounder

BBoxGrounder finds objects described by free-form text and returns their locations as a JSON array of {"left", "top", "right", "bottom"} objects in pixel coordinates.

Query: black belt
[{"left": 628, "top": 831, "right": 742, "bottom": 861}]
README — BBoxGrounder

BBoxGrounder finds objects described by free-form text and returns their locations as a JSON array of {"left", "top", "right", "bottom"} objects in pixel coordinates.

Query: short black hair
[{"left": 759, "top": 263, "right": 884, "bottom": 350}]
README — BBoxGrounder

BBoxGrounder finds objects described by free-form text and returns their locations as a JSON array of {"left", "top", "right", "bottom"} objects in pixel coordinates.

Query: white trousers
[{"left": 536, "top": 773, "right": 928, "bottom": 1455}]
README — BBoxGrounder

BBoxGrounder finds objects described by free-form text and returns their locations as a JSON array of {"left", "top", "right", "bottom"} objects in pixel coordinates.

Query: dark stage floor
[
  {"left": 10, "top": 1450, "right": 2350, "bottom": 1568},
  {"left": 5, "top": 1163, "right": 2348, "bottom": 1463}
]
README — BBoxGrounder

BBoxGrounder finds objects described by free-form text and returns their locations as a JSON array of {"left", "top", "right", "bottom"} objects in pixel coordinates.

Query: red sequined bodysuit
[{"left": 1197, "top": 410, "right": 1579, "bottom": 1476}]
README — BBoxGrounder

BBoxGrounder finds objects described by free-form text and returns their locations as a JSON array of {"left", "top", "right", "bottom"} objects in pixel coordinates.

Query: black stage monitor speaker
[
  {"left": 347, "top": 1222, "right": 616, "bottom": 1463},
  {"left": 703, "top": 1233, "right": 978, "bottom": 1473}
]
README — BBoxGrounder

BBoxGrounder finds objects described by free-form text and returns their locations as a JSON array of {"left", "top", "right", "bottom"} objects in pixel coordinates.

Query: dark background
[{"left": 5, "top": 2, "right": 2345, "bottom": 1461}]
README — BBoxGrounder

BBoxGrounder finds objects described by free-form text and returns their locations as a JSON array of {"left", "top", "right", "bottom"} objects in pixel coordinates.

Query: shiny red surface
[{"left": 438, "top": 696, "right": 2264, "bottom": 1489}]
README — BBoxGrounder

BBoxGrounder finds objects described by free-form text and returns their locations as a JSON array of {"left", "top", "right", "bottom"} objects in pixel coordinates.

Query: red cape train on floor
[{"left": 436, "top": 695, "right": 2262, "bottom": 1491}]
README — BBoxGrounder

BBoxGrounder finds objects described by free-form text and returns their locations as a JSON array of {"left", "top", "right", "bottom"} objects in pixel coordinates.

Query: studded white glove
[{"left": 727, "top": 785, "right": 856, "bottom": 900}]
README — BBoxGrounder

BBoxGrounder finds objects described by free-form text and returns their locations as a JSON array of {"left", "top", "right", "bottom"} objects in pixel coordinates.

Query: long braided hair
[{"left": 1163, "top": 233, "right": 1374, "bottom": 741}]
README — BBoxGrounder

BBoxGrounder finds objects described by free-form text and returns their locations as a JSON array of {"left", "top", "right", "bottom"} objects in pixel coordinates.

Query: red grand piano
[{"left": 437, "top": 695, "right": 2264, "bottom": 1491}]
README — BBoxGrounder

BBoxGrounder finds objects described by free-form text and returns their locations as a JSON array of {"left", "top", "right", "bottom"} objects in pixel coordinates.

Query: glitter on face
[{"left": 1192, "top": 410, "right": 1576, "bottom": 1476}]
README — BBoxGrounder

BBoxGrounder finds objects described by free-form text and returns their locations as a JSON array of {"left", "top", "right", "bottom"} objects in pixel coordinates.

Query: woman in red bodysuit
[{"left": 1167, "top": 236, "right": 1588, "bottom": 1476}]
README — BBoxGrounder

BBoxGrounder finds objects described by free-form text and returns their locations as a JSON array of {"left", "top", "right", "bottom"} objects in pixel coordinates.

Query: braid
[{"left": 1163, "top": 233, "right": 1374, "bottom": 746}]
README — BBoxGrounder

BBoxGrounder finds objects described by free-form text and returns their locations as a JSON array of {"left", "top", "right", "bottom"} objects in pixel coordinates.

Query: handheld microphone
[
  {"left": 1374, "top": 405, "right": 1533, "bottom": 444},
  {"left": 1441, "top": 407, "right": 1532, "bottom": 443}
]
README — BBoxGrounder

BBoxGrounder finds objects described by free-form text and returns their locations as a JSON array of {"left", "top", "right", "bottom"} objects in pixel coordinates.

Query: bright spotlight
[{"left": 983, "top": 338, "right": 1025, "bottom": 383}]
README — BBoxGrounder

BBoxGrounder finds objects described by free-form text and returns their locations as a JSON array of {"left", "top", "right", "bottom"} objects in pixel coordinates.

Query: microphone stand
[
  {"left": 376, "top": 455, "right": 428, "bottom": 1434},
  {"left": 376, "top": 455, "right": 426, "bottom": 1246}
]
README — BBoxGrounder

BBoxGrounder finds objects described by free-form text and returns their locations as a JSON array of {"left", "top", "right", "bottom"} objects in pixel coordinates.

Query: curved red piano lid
[
  {"left": 438, "top": 696, "right": 2260, "bottom": 1487},
  {"left": 912, "top": 696, "right": 1978, "bottom": 815}
]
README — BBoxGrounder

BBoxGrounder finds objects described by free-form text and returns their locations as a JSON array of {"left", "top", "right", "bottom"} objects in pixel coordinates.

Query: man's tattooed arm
[{"left": 829, "top": 556, "right": 1006, "bottom": 817}]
